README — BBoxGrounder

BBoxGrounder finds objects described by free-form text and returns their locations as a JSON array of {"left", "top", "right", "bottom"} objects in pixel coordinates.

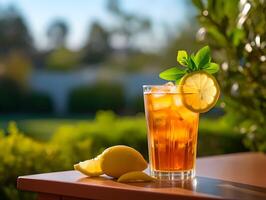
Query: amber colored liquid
[{"left": 144, "top": 92, "right": 199, "bottom": 172}]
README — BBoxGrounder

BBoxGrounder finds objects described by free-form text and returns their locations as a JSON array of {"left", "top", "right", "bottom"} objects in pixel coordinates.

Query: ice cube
[
  {"left": 172, "top": 94, "right": 182, "bottom": 107},
  {"left": 169, "top": 84, "right": 178, "bottom": 94},
  {"left": 165, "top": 82, "right": 174, "bottom": 86},
  {"left": 178, "top": 105, "right": 199, "bottom": 122},
  {"left": 169, "top": 108, "right": 183, "bottom": 120},
  {"left": 151, "top": 83, "right": 173, "bottom": 94},
  {"left": 152, "top": 93, "right": 165, "bottom": 98},
  {"left": 175, "top": 127, "right": 190, "bottom": 142},
  {"left": 151, "top": 94, "right": 172, "bottom": 110},
  {"left": 152, "top": 110, "right": 168, "bottom": 128}
]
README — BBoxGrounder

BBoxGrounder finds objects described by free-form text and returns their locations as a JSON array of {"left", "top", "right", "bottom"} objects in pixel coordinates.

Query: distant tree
[
  {"left": 46, "top": 19, "right": 69, "bottom": 49},
  {"left": 0, "top": 5, "right": 32, "bottom": 87},
  {"left": 3, "top": 50, "right": 32, "bottom": 87},
  {"left": 0, "top": 5, "right": 32, "bottom": 55},
  {"left": 106, "top": 0, "right": 151, "bottom": 50},
  {"left": 82, "top": 21, "right": 111, "bottom": 64},
  {"left": 107, "top": 0, "right": 121, "bottom": 15}
]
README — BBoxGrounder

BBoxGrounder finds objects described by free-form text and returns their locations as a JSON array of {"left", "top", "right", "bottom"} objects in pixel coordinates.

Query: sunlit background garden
[{"left": 0, "top": 0, "right": 265, "bottom": 199}]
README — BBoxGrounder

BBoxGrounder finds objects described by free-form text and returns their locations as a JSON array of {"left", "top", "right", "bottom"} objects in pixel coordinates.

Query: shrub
[
  {"left": 52, "top": 111, "right": 148, "bottom": 158},
  {"left": 0, "top": 122, "right": 91, "bottom": 200},
  {"left": 68, "top": 82, "right": 125, "bottom": 114},
  {"left": 46, "top": 47, "right": 81, "bottom": 71},
  {"left": 127, "top": 95, "right": 144, "bottom": 114},
  {"left": 0, "top": 123, "right": 60, "bottom": 200},
  {"left": 21, "top": 92, "right": 54, "bottom": 113},
  {"left": 0, "top": 78, "right": 54, "bottom": 114},
  {"left": 0, "top": 78, "right": 22, "bottom": 113},
  {"left": 198, "top": 118, "right": 247, "bottom": 156}
]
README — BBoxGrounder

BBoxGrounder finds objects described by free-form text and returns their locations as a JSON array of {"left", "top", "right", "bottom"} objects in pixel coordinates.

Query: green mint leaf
[
  {"left": 203, "top": 62, "right": 220, "bottom": 74},
  {"left": 159, "top": 46, "right": 219, "bottom": 83},
  {"left": 195, "top": 46, "right": 211, "bottom": 69},
  {"left": 159, "top": 67, "right": 186, "bottom": 81},
  {"left": 177, "top": 50, "right": 188, "bottom": 66},
  {"left": 187, "top": 56, "right": 197, "bottom": 71},
  {"left": 175, "top": 78, "right": 182, "bottom": 84}
]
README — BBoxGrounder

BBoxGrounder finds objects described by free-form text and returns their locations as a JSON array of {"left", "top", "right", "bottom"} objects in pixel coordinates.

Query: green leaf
[
  {"left": 175, "top": 79, "right": 182, "bottom": 84},
  {"left": 203, "top": 62, "right": 220, "bottom": 74},
  {"left": 195, "top": 46, "right": 211, "bottom": 69},
  {"left": 177, "top": 50, "right": 188, "bottom": 66},
  {"left": 230, "top": 28, "right": 246, "bottom": 46},
  {"left": 224, "top": 0, "right": 239, "bottom": 20},
  {"left": 187, "top": 56, "right": 197, "bottom": 71},
  {"left": 208, "top": 27, "right": 228, "bottom": 47},
  {"left": 159, "top": 67, "right": 186, "bottom": 81},
  {"left": 192, "top": 0, "right": 204, "bottom": 10}
]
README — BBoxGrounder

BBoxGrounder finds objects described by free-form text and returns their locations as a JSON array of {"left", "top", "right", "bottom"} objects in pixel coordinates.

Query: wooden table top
[{"left": 17, "top": 152, "right": 266, "bottom": 200}]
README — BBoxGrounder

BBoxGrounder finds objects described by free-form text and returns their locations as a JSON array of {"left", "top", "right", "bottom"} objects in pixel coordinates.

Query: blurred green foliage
[
  {"left": 0, "top": 123, "right": 68, "bottom": 200},
  {"left": 127, "top": 95, "right": 144, "bottom": 114},
  {"left": 0, "top": 78, "right": 53, "bottom": 114},
  {"left": 46, "top": 47, "right": 81, "bottom": 71},
  {"left": 51, "top": 111, "right": 148, "bottom": 157},
  {"left": 68, "top": 82, "right": 126, "bottom": 114},
  {"left": 17, "top": 119, "right": 83, "bottom": 141},
  {"left": 0, "top": 111, "right": 246, "bottom": 200},
  {"left": 0, "top": 78, "right": 21, "bottom": 112},
  {"left": 21, "top": 92, "right": 54, "bottom": 113},
  {"left": 193, "top": 0, "right": 266, "bottom": 151}
]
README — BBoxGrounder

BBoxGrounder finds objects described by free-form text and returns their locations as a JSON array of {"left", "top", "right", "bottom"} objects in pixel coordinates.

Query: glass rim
[
  {"left": 143, "top": 84, "right": 179, "bottom": 88},
  {"left": 142, "top": 84, "right": 193, "bottom": 87},
  {"left": 143, "top": 85, "right": 198, "bottom": 94}
]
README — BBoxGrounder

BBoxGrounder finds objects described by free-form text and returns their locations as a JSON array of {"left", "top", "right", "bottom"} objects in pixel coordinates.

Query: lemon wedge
[
  {"left": 117, "top": 171, "right": 156, "bottom": 183},
  {"left": 74, "top": 145, "right": 148, "bottom": 178},
  {"left": 74, "top": 157, "right": 103, "bottom": 177},
  {"left": 180, "top": 71, "right": 220, "bottom": 113},
  {"left": 101, "top": 145, "right": 148, "bottom": 178}
]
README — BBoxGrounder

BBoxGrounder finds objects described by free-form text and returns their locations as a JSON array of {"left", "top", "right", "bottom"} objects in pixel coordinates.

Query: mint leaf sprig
[{"left": 159, "top": 46, "right": 220, "bottom": 83}]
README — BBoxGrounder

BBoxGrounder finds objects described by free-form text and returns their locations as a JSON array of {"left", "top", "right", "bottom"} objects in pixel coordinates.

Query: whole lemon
[{"left": 100, "top": 145, "right": 148, "bottom": 178}]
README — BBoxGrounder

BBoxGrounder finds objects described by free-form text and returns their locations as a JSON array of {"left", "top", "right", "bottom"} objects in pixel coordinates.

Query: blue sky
[{"left": 0, "top": 0, "right": 192, "bottom": 51}]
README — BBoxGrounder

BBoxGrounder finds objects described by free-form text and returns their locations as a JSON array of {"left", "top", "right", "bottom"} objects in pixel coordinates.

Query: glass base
[{"left": 151, "top": 169, "right": 195, "bottom": 181}]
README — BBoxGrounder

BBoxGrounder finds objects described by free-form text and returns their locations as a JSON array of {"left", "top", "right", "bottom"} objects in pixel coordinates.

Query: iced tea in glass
[{"left": 143, "top": 84, "right": 199, "bottom": 180}]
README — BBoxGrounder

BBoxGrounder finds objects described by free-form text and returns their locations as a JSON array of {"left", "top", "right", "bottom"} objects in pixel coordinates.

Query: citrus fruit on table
[
  {"left": 100, "top": 145, "right": 148, "bottom": 178},
  {"left": 179, "top": 71, "right": 220, "bottom": 113},
  {"left": 74, "top": 145, "right": 148, "bottom": 179},
  {"left": 117, "top": 171, "right": 156, "bottom": 183},
  {"left": 74, "top": 156, "right": 103, "bottom": 177}
]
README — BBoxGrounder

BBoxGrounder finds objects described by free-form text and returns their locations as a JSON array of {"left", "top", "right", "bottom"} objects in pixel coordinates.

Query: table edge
[{"left": 17, "top": 176, "right": 223, "bottom": 200}]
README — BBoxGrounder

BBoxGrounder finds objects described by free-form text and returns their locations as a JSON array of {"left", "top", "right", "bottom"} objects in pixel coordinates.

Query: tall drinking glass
[{"left": 143, "top": 84, "right": 199, "bottom": 180}]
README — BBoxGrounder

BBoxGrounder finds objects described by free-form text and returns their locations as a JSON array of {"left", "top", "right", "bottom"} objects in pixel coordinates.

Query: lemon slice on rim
[
  {"left": 74, "top": 157, "right": 103, "bottom": 177},
  {"left": 179, "top": 71, "right": 220, "bottom": 113}
]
